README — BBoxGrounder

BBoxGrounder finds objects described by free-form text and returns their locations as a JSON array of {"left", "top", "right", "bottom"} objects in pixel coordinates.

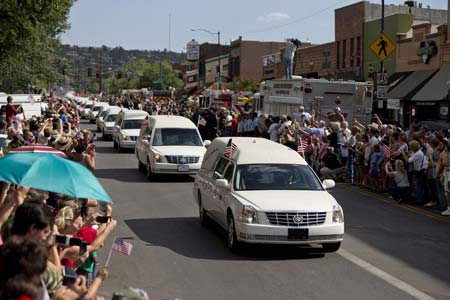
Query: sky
[{"left": 61, "top": 0, "right": 448, "bottom": 52}]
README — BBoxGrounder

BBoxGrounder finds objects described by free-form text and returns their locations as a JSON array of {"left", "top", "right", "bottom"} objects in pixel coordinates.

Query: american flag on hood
[{"left": 224, "top": 138, "right": 237, "bottom": 158}]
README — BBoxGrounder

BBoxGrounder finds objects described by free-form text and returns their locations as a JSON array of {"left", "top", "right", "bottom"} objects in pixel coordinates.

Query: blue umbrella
[{"left": 0, "top": 152, "right": 112, "bottom": 203}]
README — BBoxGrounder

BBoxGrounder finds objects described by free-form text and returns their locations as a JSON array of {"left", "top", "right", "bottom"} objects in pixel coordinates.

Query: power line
[{"left": 225, "top": 0, "right": 351, "bottom": 36}]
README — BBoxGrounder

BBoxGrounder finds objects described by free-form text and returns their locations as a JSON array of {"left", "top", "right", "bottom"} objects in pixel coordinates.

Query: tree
[
  {"left": 104, "top": 59, "right": 183, "bottom": 94},
  {"left": 0, "top": 0, "right": 75, "bottom": 92},
  {"left": 227, "top": 78, "right": 260, "bottom": 93}
]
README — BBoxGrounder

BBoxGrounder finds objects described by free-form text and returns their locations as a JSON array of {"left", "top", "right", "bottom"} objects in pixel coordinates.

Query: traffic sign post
[{"left": 369, "top": 34, "right": 395, "bottom": 62}]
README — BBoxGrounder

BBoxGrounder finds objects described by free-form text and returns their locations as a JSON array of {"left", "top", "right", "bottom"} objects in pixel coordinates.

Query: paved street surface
[{"left": 84, "top": 122, "right": 450, "bottom": 300}]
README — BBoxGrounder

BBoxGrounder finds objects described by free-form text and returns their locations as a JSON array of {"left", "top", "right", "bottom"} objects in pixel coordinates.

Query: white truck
[
  {"left": 0, "top": 94, "right": 44, "bottom": 118},
  {"left": 254, "top": 78, "right": 374, "bottom": 124}
]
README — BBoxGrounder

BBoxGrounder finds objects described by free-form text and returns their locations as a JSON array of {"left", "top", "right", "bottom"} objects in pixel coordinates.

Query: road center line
[{"left": 338, "top": 249, "right": 436, "bottom": 300}]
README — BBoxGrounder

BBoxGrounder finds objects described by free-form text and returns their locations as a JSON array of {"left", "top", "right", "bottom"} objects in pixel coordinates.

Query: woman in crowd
[{"left": 385, "top": 160, "right": 410, "bottom": 203}]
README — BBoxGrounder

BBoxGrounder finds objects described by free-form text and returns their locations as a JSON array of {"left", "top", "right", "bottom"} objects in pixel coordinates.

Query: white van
[
  {"left": 112, "top": 110, "right": 149, "bottom": 152},
  {"left": 135, "top": 115, "right": 210, "bottom": 178},
  {"left": 193, "top": 137, "right": 344, "bottom": 252},
  {"left": 99, "top": 106, "right": 124, "bottom": 140},
  {"left": 89, "top": 102, "right": 109, "bottom": 123}
]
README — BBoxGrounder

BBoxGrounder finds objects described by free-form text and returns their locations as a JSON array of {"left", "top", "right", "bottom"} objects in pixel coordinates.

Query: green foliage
[
  {"left": 104, "top": 60, "right": 183, "bottom": 94},
  {"left": 227, "top": 78, "right": 260, "bottom": 93},
  {"left": 0, "top": 0, "right": 74, "bottom": 92}
]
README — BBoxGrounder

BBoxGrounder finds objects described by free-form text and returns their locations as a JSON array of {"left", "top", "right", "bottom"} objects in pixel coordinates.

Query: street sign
[
  {"left": 376, "top": 72, "right": 388, "bottom": 85},
  {"left": 387, "top": 98, "right": 400, "bottom": 110},
  {"left": 377, "top": 85, "right": 388, "bottom": 99},
  {"left": 186, "top": 39, "right": 200, "bottom": 61},
  {"left": 215, "top": 76, "right": 228, "bottom": 83},
  {"left": 369, "top": 34, "right": 395, "bottom": 62}
]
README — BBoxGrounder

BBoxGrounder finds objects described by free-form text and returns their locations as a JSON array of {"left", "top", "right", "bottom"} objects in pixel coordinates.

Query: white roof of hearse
[
  {"left": 205, "top": 137, "right": 307, "bottom": 166},
  {"left": 148, "top": 115, "right": 197, "bottom": 129}
]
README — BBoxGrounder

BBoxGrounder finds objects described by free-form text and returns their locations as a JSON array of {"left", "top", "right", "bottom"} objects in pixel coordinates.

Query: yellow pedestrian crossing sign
[{"left": 369, "top": 34, "right": 395, "bottom": 61}]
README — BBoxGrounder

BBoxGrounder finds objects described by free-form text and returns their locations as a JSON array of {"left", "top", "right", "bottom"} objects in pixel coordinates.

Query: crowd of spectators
[{"left": 0, "top": 95, "right": 149, "bottom": 300}]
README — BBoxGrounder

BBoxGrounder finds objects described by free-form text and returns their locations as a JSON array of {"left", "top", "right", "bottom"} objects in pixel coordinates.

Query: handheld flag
[
  {"left": 297, "top": 139, "right": 308, "bottom": 157},
  {"left": 382, "top": 143, "right": 391, "bottom": 158},
  {"left": 224, "top": 138, "right": 237, "bottom": 158},
  {"left": 112, "top": 238, "right": 133, "bottom": 255},
  {"left": 198, "top": 115, "right": 207, "bottom": 127}
]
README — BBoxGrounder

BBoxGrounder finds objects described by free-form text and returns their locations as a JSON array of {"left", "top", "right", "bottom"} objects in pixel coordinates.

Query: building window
[
  {"left": 350, "top": 38, "right": 354, "bottom": 68},
  {"left": 337, "top": 41, "right": 340, "bottom": 69},
  {"left": 356, "top": 36, "right": 361, "bottom": 67},
  {"left": 342, "top": 40, "right": 346, "bottom": 68}
]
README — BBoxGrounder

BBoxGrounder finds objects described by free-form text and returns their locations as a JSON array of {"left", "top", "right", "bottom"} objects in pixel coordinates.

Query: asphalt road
[{"left": 84, "top": 122, "right": 450, "bottom": 300}]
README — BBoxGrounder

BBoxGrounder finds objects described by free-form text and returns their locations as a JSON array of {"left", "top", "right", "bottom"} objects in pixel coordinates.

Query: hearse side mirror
[
  {"left": 215, "top": 179, "right": 229, "bottom": 189},
  {"left": 322, "top": 179, "right": 335, "bottom": 190}
]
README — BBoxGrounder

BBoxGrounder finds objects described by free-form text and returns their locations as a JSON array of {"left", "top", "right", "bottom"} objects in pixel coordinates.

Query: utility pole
[
  {"left": 99, "top": 52, "right": 103, "bottom": 94},
  {"left": 217, "top": 31, "right": 221, "bottom": 90},
  {"left": 380, "top": 0, "right": 385, "bottom": 73}
]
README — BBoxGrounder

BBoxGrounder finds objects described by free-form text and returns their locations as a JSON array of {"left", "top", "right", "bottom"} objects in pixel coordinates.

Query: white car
[
  {"left": 89, "top": 102, "right": 109, "bottom": 124},
  {"left": 99, "top": 107, "right": 123, "bottom": 140},
  {"left": 193, "top": 137, "right": 344, "bottom": 252},
  {"left": 135, "top": 115, "right": 210, "bottom": 178},
  {"left": 112, "top": 110, "right": 148, "bottom": 152},
  {"left": 79, "top": 100, "right": 94, "bottom": 119},
  {"left": 96, "top": 105, "right": 112, "bottom": 132}
]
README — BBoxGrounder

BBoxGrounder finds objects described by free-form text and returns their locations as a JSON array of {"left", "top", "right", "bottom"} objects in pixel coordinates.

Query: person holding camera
[{"left": 72, "top": 140, "right": 96, "bottom": 172}]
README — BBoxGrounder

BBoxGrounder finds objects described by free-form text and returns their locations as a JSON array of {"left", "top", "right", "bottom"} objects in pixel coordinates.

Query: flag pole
[{"left": 105, "top": 236, "right": 116, "bottom": 267}]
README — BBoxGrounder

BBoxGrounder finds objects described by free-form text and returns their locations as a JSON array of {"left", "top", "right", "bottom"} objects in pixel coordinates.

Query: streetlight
[{"left": 191, "top": 28, "right": 222, "bottom": 88}]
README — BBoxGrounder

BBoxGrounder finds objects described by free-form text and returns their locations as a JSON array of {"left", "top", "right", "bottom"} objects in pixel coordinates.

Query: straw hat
[{"left": 54, "top": 135, "right": 73, "bottom": 152}]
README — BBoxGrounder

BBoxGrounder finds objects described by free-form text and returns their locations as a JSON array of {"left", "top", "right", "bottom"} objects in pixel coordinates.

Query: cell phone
[
  {"left": 55, "top": 235, "right": 82, "bottom": 246},
  {"left": 96, "top": 215, "right": 111, "bottom": 223},
  {"left": 62, "top": 266, "right": 78, "bottom": 287},
  {"left": 79, "top": 241, "right": 87, "bottom": 256}
]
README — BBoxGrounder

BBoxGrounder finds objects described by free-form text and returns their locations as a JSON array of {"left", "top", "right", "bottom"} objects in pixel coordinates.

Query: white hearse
[
  {"left": 193, "top": 137, "right": 344, "bottom": 252},
  {"left": 136, "top": 115, "right": 209, "bottom": 178}
]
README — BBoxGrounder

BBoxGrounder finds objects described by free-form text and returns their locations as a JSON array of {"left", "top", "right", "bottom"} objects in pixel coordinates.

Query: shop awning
[
  {"left": 387, "top": 70, "right": 436, "bottom": 100},
  {"left": 411, "top": 63, "right": 450, "bottom": 101}
]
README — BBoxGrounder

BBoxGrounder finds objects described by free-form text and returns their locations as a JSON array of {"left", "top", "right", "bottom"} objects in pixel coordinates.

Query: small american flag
[
  {"left": 297, "top": 139, "right": 308, "bottom": 157},
  {"left": 198, "top": 115, "right": 207, "bottom": 126},
  {"left": 224, "top": 138, "right": 237, "bottom": 158},
  {"left": 112, "top": 238, "right": 133, "bottom": 256},
  {"left": 382, "top": 143, "right": 391, "bottom": 158}
]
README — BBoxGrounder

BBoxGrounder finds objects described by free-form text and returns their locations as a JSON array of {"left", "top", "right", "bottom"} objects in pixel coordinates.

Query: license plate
[
  {"left": 177, "top": 165, "right": 190, "bottom": 172},
  {"left": 288, "top": 228, "right": 309, "bottom": 240}
]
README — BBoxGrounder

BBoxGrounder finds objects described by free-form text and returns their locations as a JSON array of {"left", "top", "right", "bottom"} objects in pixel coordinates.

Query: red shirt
[
  {"left": 6, "top": 103, "right": 16, "bottom": 122},
  {"left": 231, "top": 118, "right": 238, "bottom": 134}
]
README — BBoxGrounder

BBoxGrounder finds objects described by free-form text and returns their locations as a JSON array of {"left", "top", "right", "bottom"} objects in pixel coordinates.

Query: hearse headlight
[
  {"left": 332, "top": 205, "right": 344, "bottom": 223},
  {"left": 240, "top": 205, "right": 258, "bottom": 224}
]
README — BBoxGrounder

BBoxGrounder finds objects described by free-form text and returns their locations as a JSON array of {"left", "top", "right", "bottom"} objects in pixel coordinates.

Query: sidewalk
[{"left": 337, "top": 182, "right": 450, "bottom": 224}]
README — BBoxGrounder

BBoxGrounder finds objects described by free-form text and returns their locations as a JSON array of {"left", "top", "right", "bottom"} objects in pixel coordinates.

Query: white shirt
[
  {"left": 237, "top": 121, "right": 244, "bottom": 133},
  {"left": 268, "top": 123, "right": 280, "bottom": 142},
  {"left": 408, "top": 150, "right": 428, "bottom": 171}
]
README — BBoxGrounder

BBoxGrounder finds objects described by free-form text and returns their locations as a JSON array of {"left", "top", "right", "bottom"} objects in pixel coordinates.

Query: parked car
[
  {"left": 99, "top": 107, "right": 124, "bottom": 140},
  {"left": 89, "top": 102, "right": 109, "bottom": 124},
  {"left": 135, "top": 115, "right": 210, "bottom": 178},
  {"left": 193, "top": 137, "right": 344, "bottom": 252},
  {"left": 112, "top": 110, "right": 148, "bottom": 152}
]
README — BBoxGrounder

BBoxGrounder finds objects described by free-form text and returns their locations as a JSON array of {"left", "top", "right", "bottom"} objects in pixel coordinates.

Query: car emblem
[{"left": 292, "top": 215, "right": 304, "bottom": 224}]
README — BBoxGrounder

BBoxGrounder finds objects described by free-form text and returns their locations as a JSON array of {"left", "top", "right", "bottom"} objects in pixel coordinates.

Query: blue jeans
[
  {"left": 414, "top": 172, "right": 427, "bottom": 204},
  {"left": 387, "top": 186, "right": 410, "bottom": 201},
  {"left": 284, "top": 57, "right": 293, "bottom": 79}
]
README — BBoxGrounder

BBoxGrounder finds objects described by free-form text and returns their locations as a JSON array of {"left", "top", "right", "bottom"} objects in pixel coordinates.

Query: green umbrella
[{"left": 0, "top": 152, "right": 111, "bottom": 203}]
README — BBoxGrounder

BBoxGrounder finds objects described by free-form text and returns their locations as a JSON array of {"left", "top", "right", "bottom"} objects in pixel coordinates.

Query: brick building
[
  {"left": 295, "top": 42, "right": 337, "bottom": 79},
  {"left": 228, "top": 37, "right": 286, "bottom": 82},
  {"left": 197, "top": 43, "right": 230, "bottom": 90},
  {"left": 335, "top": 1, "right": 447, "bottom": 80}
]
